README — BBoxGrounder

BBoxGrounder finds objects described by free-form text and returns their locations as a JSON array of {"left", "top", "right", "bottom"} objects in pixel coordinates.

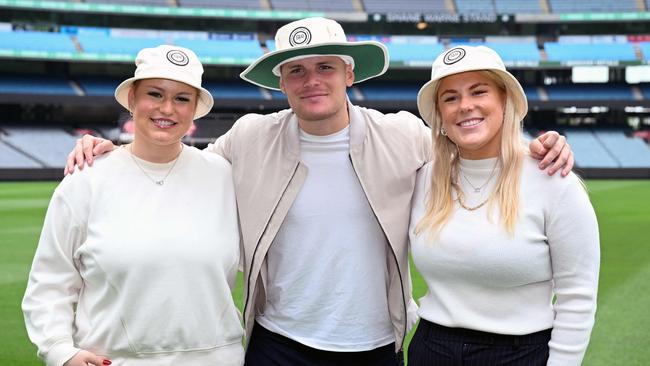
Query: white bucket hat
[
  {"left": 114, "top": 45, "right": 214, "bottom": 120},
  {"left": 417, "top": 45, "right": 528, "bottom": 126},
  {"left": 240, "top": 17, "right": 388, "bottom": 90}
]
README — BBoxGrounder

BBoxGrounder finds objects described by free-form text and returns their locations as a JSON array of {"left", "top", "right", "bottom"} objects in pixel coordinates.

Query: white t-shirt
[
  {"left": 256, "top": 126, "right": 394, "bottom": 351},
  {"left": 410, "top": 156, "right": 600, "bottom": 366},
  {"left": 23, "top": 146, "right": 244, "bottom": 366}
]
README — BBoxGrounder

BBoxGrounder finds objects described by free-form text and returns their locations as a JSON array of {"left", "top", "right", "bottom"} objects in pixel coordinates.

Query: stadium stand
[
  {"left": 204, "top": 81, "right": 265, "bottom": 100},
  {"left": 448, "top": 42, "right": 540, "bottom": 63},
  {"left": 1, "top": 127, "right": 78, "bottom": 168},
  {"left": 640, "top": 84, "right": 650, "bottom": 100},
  {"left": 359, "top": 82, "right": 420, "bottom": 101},
  {"left": 77, "top": 33, "right": 167, "bottom": 55},
  {"left": 362, "top": 0, "right": 449, "bottom": 14},
  {"left": 494, "top": 0, "right": 543, "bottom": 14},
  {"left": 173, "top": 38, "right": 264, "bottom": 61},
  {"left": 0, "top": 76, "right": 78, "bottom": 96},
  {"left": 77, "top": 78, "right": 120, "bottom": 97},
  {"left": 455, "top": 0, "right": 496, "bottom": 14},
  {"left": 0, "top": 31, "right": 76, "bottom": 53},
  {"left": 85, "top": 0, "right": 169, "bottom": 5},
  {"left": 271, "top": 0, "right": 356, "bottom": 11},
  {"left": 594, "top": 130, "right": 650, "bottom": 167},
  {"left": 564, "top": 130, "right": 620, "bottom": 168},
  {"left": 545, "top": 84, "right": 634, "bottom": 101},
  {"left": 548, "top": 0, "right": 639, "bottom": 12},
  {"left": 384, "top": 42, "right": 445, "bottom": 63},
  {"left": 544, "top": 42, "right": 637, "bottom": 62},
  {"left": 179, "top": 0, "right": 263, "bottom": 9},
  {"left": 0, "top": 140, "right": 42, "bottom": 168}
]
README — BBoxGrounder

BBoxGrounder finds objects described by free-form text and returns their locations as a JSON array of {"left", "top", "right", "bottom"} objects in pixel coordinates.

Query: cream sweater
[
  {"left": 410, "top": 156, "right": 600, "bottom": 365},
  {"left": 23, "top": 146, "right": 244, "bottom": 366}
]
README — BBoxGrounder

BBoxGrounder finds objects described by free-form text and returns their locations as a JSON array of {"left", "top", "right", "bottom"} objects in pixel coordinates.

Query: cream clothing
[{"left": 23, "top": 146, "right": 244, "bottom": 366}]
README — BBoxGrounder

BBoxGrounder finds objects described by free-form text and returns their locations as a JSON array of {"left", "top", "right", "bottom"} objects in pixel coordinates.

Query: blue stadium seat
[
  {"left": 77, "top": 34, "right": 167, "bottom": 55},
  {"left": 3, "top": 128, "right": 78, "bottom": 168},
  {"left": 449, "top": 42, "right": 540, "bottom": 62},
  {"left": 546, "top": 84, "right": 633, "bottom": 100},
  {"left": 384, "top": 42, "right": 445, "bottom": 63},
  {"left": 564, "top": 130, "right": 620, "bottom": 168},
  {"left": 544, "top": 42, "right": 637, "bottom": 62},
  {"left": 179, "top": 0, "right": 262, "bottom": 9},
  {"left": 640, "top": 84, "right": 650, "bottom": 99},
  {"left": 0, "top": 31, "right": 77, "bottom": 53},
  {"left": 77, "top": 78, "right": 121, "bottom": 96},
  {"left": 0, "top": 140, "right": 43, "bottom": 168},
  {"left": 455, "top": 0, "right": 496, "bottom": 14},
  {"left": 639, "top": 42, "right": 650, "bottom": 61},
  {"left": 495, "top": 0, "right": 543, "bottom": 13},
  {"left": 548, "top": 0, "right": 637, "bottom": 12},
  {"left": 0, "top": 75, "right": 77, "bottom": 95},
  {"left": 203, "top": 81, "right": 263, "bottom": 99},
  {"left": 595, "top": 130, "right": 650, "bottom": 167},
  {"left": 271, "top": 0, "right": 355, "bottom": 11},
  {"left": 173, "top": 38, "right": 263, "bottom": 61},
  {"left": 363, "top": 0, "right": 449, "bottom": 14},
  {"left": 359, "top": 82, "right": 419, "bottom": 101}
]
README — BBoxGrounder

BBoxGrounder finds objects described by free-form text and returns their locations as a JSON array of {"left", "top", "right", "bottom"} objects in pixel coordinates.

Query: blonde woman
[
  {"left": 408, "top": 45, "right": 599, "bottom": 365},
  {"left": 22, "top": 45, "right": 244, "bottom": 366}
]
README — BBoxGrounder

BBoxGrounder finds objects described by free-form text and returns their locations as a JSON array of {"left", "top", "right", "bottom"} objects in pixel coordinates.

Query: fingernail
[{"left": 103, "top": 360, "right": 112, "bottom": 365}]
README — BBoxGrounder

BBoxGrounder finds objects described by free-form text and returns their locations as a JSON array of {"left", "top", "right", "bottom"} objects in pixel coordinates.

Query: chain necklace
[
  {"left": 456, "top": 189, "right": 489, "bottom": 211},
  {"left": 460, "top": 159, "right": 499, "bottom": 193},
  {"left": 127, "top": 143, "right": 183, "bottom": 186}
]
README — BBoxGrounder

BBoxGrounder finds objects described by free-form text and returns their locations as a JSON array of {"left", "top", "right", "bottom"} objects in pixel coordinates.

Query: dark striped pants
[
  {"left": 407, "top": 319, "right": 551, "bottom": 366},
  {"left": 245, "top": 322, "right": 404, "bottom": 366}
]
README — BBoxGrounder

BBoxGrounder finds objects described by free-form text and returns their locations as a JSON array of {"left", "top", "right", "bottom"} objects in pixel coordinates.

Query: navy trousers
[
  {"left": 408, "top": 319, "right": 551, "bottom": 366},
  {"left": 245, "top": 322, "right": 403, "bottom": 366}
]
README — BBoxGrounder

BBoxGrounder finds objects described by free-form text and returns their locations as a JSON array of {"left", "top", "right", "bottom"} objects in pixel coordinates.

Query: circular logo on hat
[
  {"left": 166, "top": 50, "right": 189, "bottom": 66},
  {"left": 443, "top": 47, "right": 466, "bottom": 65},
  {"left": 289, "top": 27, "right": 311, "bottom": 47}
]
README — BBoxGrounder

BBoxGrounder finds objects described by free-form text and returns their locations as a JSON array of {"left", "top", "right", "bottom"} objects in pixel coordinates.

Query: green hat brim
[{"left": 240, "top": 42, "right": 388, "bottom": 90}]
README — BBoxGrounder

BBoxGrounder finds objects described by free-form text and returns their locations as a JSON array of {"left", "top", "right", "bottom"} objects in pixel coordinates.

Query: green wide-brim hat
[{"left": 240, "top": 17, "right": 389, "bottom": 91}]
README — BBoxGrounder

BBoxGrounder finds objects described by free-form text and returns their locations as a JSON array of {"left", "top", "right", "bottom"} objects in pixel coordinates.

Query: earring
[{"left": 440, "top": 127, "right": 447, "bottom": 136}]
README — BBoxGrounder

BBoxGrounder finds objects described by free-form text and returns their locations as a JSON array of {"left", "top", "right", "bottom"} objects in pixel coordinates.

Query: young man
[{"left": 66, "top": 17, "right": 573, "bottom": 365}]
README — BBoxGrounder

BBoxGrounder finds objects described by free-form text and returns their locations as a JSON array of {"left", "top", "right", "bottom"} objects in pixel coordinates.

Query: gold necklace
[
  {"left": 461, "top": 160, "right": 498, "bottom": 193},
  {"left": 456, "top": 188, "right": 489, "bottom": 211},
  {"left": 127, "top": 144, "right": 183, "bottom": 186}
]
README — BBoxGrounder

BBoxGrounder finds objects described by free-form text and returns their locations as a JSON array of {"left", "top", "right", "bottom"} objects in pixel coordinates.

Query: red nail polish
[{"left": 103, "top": 360, "right": 112, "bottom": 365}]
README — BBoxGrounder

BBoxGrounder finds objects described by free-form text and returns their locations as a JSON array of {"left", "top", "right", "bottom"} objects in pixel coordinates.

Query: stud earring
[{"left": 440, "top": 127, "right": 447, "bottom": 136}]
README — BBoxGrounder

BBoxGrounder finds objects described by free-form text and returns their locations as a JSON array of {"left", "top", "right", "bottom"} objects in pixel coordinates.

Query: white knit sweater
[
  {"left": 23, "top": 146, "right": 244, "bottom": 366},
  {"left": 409, "top": 156, "right": 600, "bottom": 365}
]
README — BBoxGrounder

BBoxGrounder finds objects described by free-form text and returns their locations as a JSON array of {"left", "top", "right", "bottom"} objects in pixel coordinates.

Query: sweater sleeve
[
  {"left": 22, "top": 188, "right": 86, "bottom": 366},
  {"left": 545, "top": 175, "right": 600, "bottom": 365}
]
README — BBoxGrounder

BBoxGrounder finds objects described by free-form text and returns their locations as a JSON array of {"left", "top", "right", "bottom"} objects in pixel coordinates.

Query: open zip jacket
[{"left": 207, "top": 101, "right": 431, "bottom": 351}]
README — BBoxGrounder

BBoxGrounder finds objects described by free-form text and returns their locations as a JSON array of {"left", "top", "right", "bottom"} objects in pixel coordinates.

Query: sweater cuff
[{"left": 43, "top": 340, "right": 81, "bottom": 366}]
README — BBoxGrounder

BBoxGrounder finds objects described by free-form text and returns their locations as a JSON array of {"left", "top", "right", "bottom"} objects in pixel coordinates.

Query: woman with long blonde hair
[{"left": 408, "top": 45, "right": 600, "bottom": 365}]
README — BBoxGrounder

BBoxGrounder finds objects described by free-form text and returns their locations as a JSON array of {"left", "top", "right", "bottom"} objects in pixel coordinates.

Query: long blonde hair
[{"left": 415, "top": 70, "right": 526, "bottom": 239}]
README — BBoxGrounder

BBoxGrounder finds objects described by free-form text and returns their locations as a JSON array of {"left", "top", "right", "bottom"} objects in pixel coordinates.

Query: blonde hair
[{"left": 415, "top": 70, "right": 526, "bottom": 239}]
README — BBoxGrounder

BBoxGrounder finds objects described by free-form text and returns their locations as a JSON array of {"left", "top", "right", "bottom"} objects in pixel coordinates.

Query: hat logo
[
  {"left": 443, "top": 47, "right": 466, "bottom": 65},
  {"left": 289, "top": 27, "right": 311, "bottom": 47},
  {"left": 166, "top": 50, "right": 189, "bottom": 66}
]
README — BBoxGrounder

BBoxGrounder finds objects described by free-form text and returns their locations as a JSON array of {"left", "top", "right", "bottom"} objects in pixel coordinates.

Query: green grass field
[{"left": 1, "top": 180, "right": 649, "bottom": 365}]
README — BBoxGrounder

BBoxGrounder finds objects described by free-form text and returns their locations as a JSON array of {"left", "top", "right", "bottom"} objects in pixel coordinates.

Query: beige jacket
[{"left": 207, "top": 102, "right": 431, "bottom": 351}]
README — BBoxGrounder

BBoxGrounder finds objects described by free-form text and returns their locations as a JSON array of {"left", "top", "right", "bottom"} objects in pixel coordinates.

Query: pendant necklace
[{"left": 127, "top": 144, "right": 183, "bottom": 186}]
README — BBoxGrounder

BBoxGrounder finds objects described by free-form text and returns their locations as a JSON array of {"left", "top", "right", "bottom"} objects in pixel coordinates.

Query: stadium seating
[
  {"left": 564, "top": 130, "right": 620, "bottom": 168},
  {"left": 179, "top": 0, "right": 263, "bottom": 9},
  {"left": 362, "top": 0, "right": 448, "bottom": 14},
  {"left": 271, "top": 0, "right": 356, "bottom": 11},
  {"left": 77, "top": 33, "right": 167, "bottom": 55},
  {"left": 548, "top": 0, "right": 638, "bottom": 12},
  {"left": 359, "top": 82, "right": 420, "bottom": 101},
  {"left": 77, "top": 78, "right": 121, "bottom": 96},
  {"left": 173, "top": 38, "right": 264, "bottom": 61},
  {"left": 545, "top": 84, "right": 633, "bottom": 101},
  {"left": 384, "top": 42, "right": 445, "bottom": 63},
  {"left": 0, "top": 75, "right": 78, "bottom": 96},
  {"left": 85, "top": 0, "right": 169, "bottom": 5},
  {"left": 640, "top": 84, "right": 650, "bottom": 99},
  {"left": 494, "top": 0, "right": 543, "bottom": 14},
  {"left": 595, "top": 130, "right": 650, "bottom": 167},
  {"left": 449, "top": 42, "right": 540, "bottom": 62},
  {"left": 0, "top": 31, "right": 76, "bottom": 53},
  {"left": 204, "top": 81, "right": 265, "bottom": 99},
  {"left": 2, "top": 127, "right": 78, "bottom": 168},
  {"left": 544, "top": 42, "right": 637, "bottom": 62},
  {"left": 455, "top": 0, "right": 496, "bottom": 14},
  {"left": 0, "top": 140, "right": 42, "bottom": 168}
]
